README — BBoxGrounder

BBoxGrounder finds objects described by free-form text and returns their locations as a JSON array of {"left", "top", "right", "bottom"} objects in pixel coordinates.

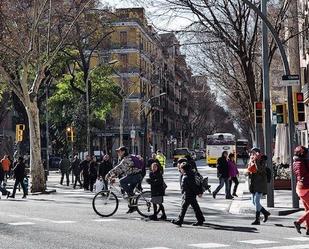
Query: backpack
[
  {"left": 130, "top": 155, "right": 145, "bottom": 170},
  {"left": 265, "top": 167, "right": 272, "bottom": 183}
]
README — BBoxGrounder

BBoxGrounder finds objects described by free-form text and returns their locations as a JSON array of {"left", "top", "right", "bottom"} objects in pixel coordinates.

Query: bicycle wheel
[
  {"left": 92, "top": 190, "right": 118, "bottom": 217},
  {"left": 136, "top": 191, "right": 154, "bottom": 218}
]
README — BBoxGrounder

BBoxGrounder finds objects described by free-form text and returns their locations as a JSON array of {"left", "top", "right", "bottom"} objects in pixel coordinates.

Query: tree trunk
[{"left": 26, "top": 101, "right": 46, "bottom": 192}]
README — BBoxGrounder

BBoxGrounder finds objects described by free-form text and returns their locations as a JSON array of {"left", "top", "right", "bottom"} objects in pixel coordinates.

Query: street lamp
[{"left": 140, "top": 92, "right": 167, "bottom": 159}]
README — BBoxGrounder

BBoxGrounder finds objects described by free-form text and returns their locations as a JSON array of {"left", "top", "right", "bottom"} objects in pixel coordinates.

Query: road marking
[
  {"left": 141, "top": 247, "right": 171, "bottom": 249},
  {"left": 49, "top": 221, "right": 76, "bottom": 224},
  {"left": 239, "top": 240, "right": 278, "bottom": 245},
  {"left": 286, "top": 237, "right": 309, "bottom": 241},
  {"left": 93, "top": 219, "right": 118, "bottom": 222},
  {"left": 8, "top": 222, "right": 35, "bottom": 226},
  {"left": 260, "top": 245, "right": 309, "bottom": 249},
  {"left": 189, "top": 243, "right": 229, "bottom": 248}
]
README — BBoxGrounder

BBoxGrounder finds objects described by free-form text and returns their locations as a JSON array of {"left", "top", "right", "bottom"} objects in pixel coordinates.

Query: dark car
[{"left": 49, "top": 156, "right": 61, "bottom": 170}]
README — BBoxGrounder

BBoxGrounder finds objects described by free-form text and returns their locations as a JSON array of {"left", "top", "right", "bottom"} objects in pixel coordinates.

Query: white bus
[{"left": 206, "top": 133, "right": 236, "bottom": 167}]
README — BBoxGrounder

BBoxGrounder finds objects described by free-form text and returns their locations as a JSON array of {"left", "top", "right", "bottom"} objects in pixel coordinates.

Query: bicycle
[{"left": 92, "top": 179, "right": 154, "bottom": 218}]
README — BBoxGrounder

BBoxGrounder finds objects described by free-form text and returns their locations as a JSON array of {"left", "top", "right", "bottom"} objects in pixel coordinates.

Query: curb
[{"left": 31, "top": 189, "right": 57, "bottom": 195}]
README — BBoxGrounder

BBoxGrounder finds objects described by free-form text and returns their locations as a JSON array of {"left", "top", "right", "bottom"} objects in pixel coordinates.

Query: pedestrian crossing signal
[
  {"left": 276, "top": 104, "right": 287, "bottom": 124},
  {"left": 293, "top": 92, "right": 305, "bottom": 123},
  {"left": 16, "top": 124, "right": 25, "bottom": 142},
  {"left": 254, "top": 102, "right": 263, "bottom": 124}
]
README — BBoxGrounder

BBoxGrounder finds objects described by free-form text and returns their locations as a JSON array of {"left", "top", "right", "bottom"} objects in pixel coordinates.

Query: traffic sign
[{"left": 281, "top": 75, "right": 300, "bottom": 86}]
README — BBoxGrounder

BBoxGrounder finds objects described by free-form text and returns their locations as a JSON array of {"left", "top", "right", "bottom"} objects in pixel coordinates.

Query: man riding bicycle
[{"left": 105, "top": 146, "right": 143, "bottom": 213}]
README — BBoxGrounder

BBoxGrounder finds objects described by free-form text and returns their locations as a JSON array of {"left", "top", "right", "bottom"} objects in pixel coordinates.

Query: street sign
[
  {"left": 281, "top": 75, "right": 300, "bottom": 86},
  {"left": 130, "top": 130, "right": 136, "bottom": 139}
]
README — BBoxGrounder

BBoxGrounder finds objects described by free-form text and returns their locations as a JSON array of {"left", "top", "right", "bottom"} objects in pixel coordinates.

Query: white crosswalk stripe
[
  {"left": 141, "top": 247, "right": 172, "bottom": 249},
  {"left": 188, "top": 243, "right": 229, "bottom": 248},
  {"left": 93, "top": 219, "right": 118, "bottom": 222},
  {"left": 286, "top": 237, "right": 309, "bottom": 242},
  {"left": 8, "top": 222, "right": 35, "bottom": 226},
  {"left": 239, "top": 239, "right": 278, "bottom": 245},
  {"left": 259, "top": 245, "right": 309, "bottom": 249}
]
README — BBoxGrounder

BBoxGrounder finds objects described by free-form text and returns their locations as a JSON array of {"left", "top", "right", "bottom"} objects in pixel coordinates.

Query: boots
[
  {"left": 260, "top": 207, "right": 270, "bottom": 223},
  {"left": 251, "top": 211, "right": 261, "bottom": 225}
]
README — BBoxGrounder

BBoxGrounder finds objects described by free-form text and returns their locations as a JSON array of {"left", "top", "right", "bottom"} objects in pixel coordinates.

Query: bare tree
[{"left": 0, "top": 0, "right": 94, "bottom": 192}]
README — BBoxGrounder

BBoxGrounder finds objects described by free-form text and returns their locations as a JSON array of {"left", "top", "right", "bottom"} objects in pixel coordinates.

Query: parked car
[
  {"left": 189, "top": 150, "right": 197, "bottom": 160},
  {"left": 49, "top": 156, "right": 61, "bottom": 170},
  {"left": 194, "top": 150, "right": 204, "bottom": 160}
]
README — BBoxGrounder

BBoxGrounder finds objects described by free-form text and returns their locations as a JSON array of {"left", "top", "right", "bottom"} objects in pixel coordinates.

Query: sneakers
[
  {"left": 159, "top": 214, "right": 167, "bottom": 220},
  {"left": 212, "top": 192, "right": 216, "bottom": 199},
  {"left": 232, "top": 193, "right": 238, "bottom": 197},
  {"left": 149, "top": 215, "right": 158, "bottom": 221},
  {"left": 192, "top": 221, "right": 204, "bottom": 226},
  {"left": 126, "top": 207, "right": 137, "bottom": 214}
]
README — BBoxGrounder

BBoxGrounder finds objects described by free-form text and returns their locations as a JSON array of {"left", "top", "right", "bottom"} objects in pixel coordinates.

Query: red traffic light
[
  {"left": 296, "top": 93, "right": 304, "bottom": 102},
  {"left": 255, "top": 102, "right": 263, "bottom": 109}
]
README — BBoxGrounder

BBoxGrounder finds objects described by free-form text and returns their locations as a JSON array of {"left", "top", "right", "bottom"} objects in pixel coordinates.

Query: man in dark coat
[
  {"left": 70, "top": 155, "right": 82, "bottom": 189},
  {"left": 59, "top": 155, "right": 70, "bottom": 186},
  {"left": 8, "top": 156, "right": 27, "bottom": 198},
  {"left": 89, "top": 156, "right": 98, "bottom": 192},
  {"left": 98, "top": 154, "right": 113, "bottom": 189},
  {"left": 212, "top": 151, "right": 233, "bottom": 199},
  {"left": 80, "top": 155, "right": 91, "bottom": 190}
]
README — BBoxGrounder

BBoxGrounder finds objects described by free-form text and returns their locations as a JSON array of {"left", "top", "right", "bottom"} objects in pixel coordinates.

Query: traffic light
[
  {"left": 294, "top": 92, "right": 305, "bottom": 123},
  {"left": 254, "top": 102, "right": 263, "bottom": 124},
  {"left": 276, "top": 104, "right": 287, "bottom": 124},
  {"left": 16, "top": 124, "right": 25, "bottom": 142},
  {"left": 66, "top": 126, "right": 76, "bottom": 142}
]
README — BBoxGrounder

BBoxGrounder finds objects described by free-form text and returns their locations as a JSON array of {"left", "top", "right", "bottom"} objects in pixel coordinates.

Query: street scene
[{"left": 1, "top": 0, "right": 309, "bottom": 249}]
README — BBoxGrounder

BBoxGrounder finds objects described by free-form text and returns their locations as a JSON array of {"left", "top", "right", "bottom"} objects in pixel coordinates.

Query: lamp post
[{"left": 140, "top": 92, "right": 167, "bottom": 159}]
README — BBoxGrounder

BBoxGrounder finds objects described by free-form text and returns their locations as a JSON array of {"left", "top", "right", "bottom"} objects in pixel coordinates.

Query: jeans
[
  {"left": 73, "top": 174, "right": 82, "bottom": 188},
  {"left": 11, "top": 178, "right": 27, "bottom": 197},
  {"left": 60, "top": 172, "right": 70, "bottom": 186},
  {"left": 213, "top": 177, "right": 230, "bottom": 198},
  {"left": 120, "top": 173, "right": 142, "bottom": 196},
  {"left": 252, "top": 192, "right": 263, "bottom": 212}
]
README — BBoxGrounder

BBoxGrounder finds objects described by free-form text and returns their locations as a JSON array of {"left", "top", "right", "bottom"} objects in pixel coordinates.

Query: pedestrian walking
[
  {"left": 8, "top": 156, "right": 27, "bottom": 199},
  {"left": 228, "top": 153, "right": 239, "bottom": 197},
  {"left": 293, "top": 146, "right": 309, "bottom": 234},
  {"left": 136, "top": 155, "right": 146, "bottom": 190},
  {"left": 212, "top": 151, "right": 233, "bottom": 199},
  {"left": 185, "top": 154, "right": 198, "bottom": 172},
  {"left": 98, "top": 154, "right": 113, "bottom": 190},
  {"left": 70, "top": 155, "right": 82, "bottom": 189},
  {"left": 1, "top": 155, "right": 11, "bottom": 180},
  {"left": 146, "top": 162, "right": 167, "bottom": 221},
  {"left": 80, "top": 155, "right": 91, "bottom": 190},
  {"left": 89, "top": 156, "right": 98, "bottom": 192},
  {"left": 247, "top": 148, "right": 270, "bottom": 225},
  {"left": 0, "top": 165, "right": 10, "bottom": 198},
  {"left": 59, "top": 155, "right": 70, "bottom": 186},
  {"left": 156, "top": 150, "right": 166, "bottom": 173},
  {"left": 172, "top": 162, "right": 204, "bottom": 227}
]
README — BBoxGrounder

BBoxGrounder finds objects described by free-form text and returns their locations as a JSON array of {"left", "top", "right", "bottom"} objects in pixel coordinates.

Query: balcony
[
  {"left": 105, "top": 42, "right": 140, "bottom": 50},
  {"left": 302, "top": 83, "right": 309, "bottom": 104}
]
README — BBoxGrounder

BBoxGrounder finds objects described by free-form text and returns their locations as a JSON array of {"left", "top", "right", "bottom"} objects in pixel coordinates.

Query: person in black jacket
[
  {"left": 80, "top": 155, "right": 91, "bottom": 190},
  {"left": 89, "top": 156, "right": 98, "bottom": 192},
  {"left": 8, "top": 156, "right": 27, "bottom": 198},
  {"left": 98, "top": 154, "right": 113, "bottom": 189},
  {"left": 185, "top": 154, "right": 197, "bottom": 172},
  {"left": 70, "top": 155, "right": 82, "bottom": 189},
  {"left": 146, "top": 162, "right": 167, "bottom": 221},
  {"left": 172, "top": 162, "right": 205, "bottom": 227},
  {"left": 212, "top": 151, "right": 233, "bottom": 199}
]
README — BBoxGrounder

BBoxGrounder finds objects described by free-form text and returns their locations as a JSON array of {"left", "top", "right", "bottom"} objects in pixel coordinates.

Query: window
[
  {"left": 120, "top": 54, "right": 128, "bottom": 69},
  {"left": 120, "top": 31, "right": 128, "bottom": 47}
]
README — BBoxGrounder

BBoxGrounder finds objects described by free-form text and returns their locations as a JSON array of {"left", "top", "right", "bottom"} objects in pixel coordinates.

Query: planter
[{"left": 274, "top": 179, "right": 291, "bottom": 190}]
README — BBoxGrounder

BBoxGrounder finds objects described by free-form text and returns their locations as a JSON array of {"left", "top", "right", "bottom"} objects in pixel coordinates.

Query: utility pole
[
  {"left": 261, "top": 0, "right": 274, "bottom": 207},
  {"left": 288, "top": 0, "right": 300, "bottom": 208}
]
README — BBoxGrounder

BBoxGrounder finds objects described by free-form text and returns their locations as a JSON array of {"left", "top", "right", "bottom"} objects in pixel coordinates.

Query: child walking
[
  {"left": 172, "top": 162, "right": 205, "bottom": 227},
  {"left": 146, "top": 162, "right": 167, "bottom": 221}
]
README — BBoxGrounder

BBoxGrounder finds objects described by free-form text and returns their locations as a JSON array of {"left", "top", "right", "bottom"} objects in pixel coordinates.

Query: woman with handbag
[
  {"left": 293, "top": 146, "right": 309, "bottom": 235},
  {"left": 247, "top": 148, "right": 270, "bottom": 225},
  {"left": 146, "top": 162, "right": 167, "bottom": 221}
]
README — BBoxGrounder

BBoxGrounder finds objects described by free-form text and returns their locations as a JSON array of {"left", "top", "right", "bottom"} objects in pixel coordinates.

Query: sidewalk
[{"left": 229, "top": 179, "right": 303, "bottom": 216}]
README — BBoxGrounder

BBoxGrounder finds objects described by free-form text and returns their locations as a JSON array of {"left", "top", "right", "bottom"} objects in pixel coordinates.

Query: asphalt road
[{"left": 0, "top": 160, "right": 308, "bottom": 249}]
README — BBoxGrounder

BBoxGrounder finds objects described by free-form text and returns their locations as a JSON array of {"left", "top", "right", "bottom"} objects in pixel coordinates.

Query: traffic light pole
[
  {"left": 261, "top": 0, "right": 274, "bottom": 207},
  {"left": 241, "top": 0, "right": 299, "bottom": 208}
]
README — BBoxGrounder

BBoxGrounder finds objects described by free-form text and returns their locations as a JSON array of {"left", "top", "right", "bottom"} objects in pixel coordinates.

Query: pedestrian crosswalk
[{"left": 141, "top": 238, "right": 309, "bottom": 249}]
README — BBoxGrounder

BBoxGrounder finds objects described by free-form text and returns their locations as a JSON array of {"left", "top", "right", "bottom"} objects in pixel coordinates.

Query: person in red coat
[{"left": 293, "top": 146, "right": 309, "bottom": 235}]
